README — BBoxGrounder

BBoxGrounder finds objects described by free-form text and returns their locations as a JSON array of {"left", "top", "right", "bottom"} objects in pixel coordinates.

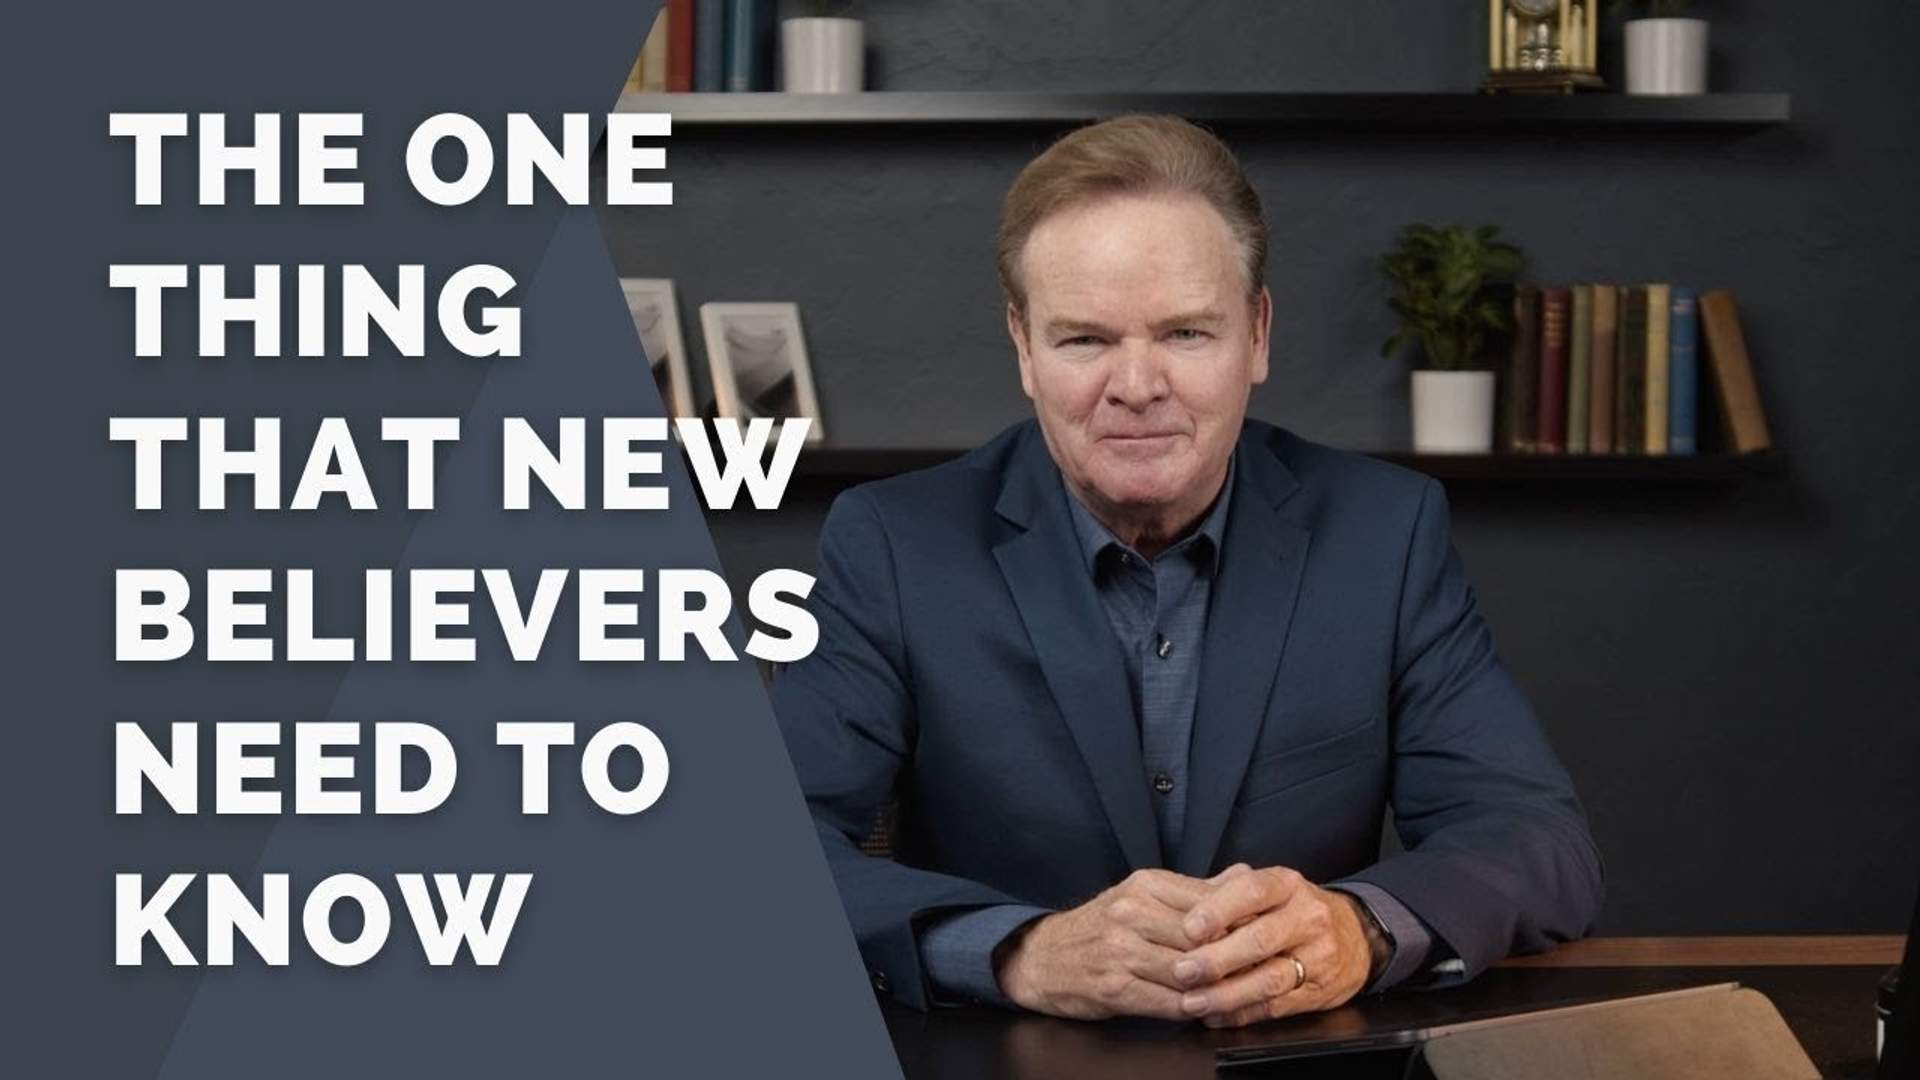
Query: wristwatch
[{"left": 1348, "top": 894, "right": 1397, "bottom": 987}]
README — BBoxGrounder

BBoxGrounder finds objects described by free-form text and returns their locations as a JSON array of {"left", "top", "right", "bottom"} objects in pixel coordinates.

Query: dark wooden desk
[{"left": 883, "top": 938, "right": 1903, "bottom": 1079}]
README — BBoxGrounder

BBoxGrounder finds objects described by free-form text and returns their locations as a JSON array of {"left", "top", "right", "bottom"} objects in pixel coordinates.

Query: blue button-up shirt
[
  {"left": 918, "top": 458, "right": 1440, "bottom": 1005},
  {"left": 1063, "top": 462, "right": 1232, "bottom": 867}
]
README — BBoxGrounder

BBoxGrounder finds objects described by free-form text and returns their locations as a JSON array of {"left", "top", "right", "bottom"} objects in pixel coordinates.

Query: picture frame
[
  {"left": 698, "top": 302, "right": 826, "bottom": 444},
  {"left": 619, "top": 278, "right": 696, "bottom": 423}
]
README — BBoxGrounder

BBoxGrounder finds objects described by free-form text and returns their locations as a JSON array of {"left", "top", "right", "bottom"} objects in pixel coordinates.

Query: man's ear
[
  {"left": 1249, "top": 287, "right": 1273, "bottom": 385},
  {"left": 1008, "top": 302, "right": 1037, "bottom": 400}
]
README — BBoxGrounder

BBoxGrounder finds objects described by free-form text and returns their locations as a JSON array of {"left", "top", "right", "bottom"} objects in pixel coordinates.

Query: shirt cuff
[
  {"left": 916, "top": 904, "right": 1052, "bottom": 1008},
  {"left": 1329, "top": 882, "right": 1434, "bottom": 992}
]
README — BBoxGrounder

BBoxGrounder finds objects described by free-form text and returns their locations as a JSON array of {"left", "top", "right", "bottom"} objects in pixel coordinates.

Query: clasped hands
[{"left": 993, "top": 865, "right": 1376, "bottom": 1027}]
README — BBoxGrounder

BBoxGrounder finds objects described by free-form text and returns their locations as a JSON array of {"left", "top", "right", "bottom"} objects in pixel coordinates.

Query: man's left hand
[{"left": 1170, "top": 867, "right": 1375, "bottom": 1028}]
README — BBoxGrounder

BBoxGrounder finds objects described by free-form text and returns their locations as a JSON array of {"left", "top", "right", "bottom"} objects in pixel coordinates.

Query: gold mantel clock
[{"left": 1483, "top": 0, "right": 1604, "bottom": 93}]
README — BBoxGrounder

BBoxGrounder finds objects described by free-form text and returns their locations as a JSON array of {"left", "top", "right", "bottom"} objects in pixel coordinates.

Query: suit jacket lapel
[
  {"left": 1175, "top": 433, "right": 1311, "bottom": 877},
  {"left": 992, "top": 427, "right": 1164, "bottom": 871}
]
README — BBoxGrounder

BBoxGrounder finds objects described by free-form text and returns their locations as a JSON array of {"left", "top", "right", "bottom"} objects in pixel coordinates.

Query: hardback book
[
  {"left": 666, "top": 0, "right": 694, "bottom": 92},
  {"left": 1503, "top": 286, "right": 1541, "bottom": 454},
  {"left": 724, "top": 0, "right": 771, "bottom": 92},
  {"left": 1568, "top": 285, "right": 1593, "bottom": 454},
  {"left": 1536, "top": 287, "right": 1571, "bottom": 453},
  {"left": 640, "top": 7, "right": 669, "bottom": 94},
  {"left": 694, "top": 0, "right": 726, "bottom": 91},
  {"left": 1668, "top": 287, "right": 1699, "bottom": 455},
  {"left": 1644, "top": 283, "right": 1672, "bottom": 455},
  {"left": 1617, "top": 287, "right": 1648, "bottom": 454},
  {"left": 1698, "top": 290, "right": 1774, "bottom": 453},
  {"left": 1589, "top": 285, "right": 1618, "bottom": 455}
]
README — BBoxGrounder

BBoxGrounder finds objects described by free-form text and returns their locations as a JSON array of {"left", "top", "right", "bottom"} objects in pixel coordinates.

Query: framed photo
[
  {"left": 698, "top": 302, "right": 825, "bottom": 444},
  {"left": 619, "top": 278, "right": 695, "bottom": 422}
]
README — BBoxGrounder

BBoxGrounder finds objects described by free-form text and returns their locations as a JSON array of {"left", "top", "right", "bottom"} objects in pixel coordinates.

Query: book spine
[
  {"left": 1698, "top": 290, "right": 1773, "bottom": 453},
  {"left": 1644, "top": 283, "right": 1671, "bottom": 455},
  {"left": 624, "top": 48, "right": 646, "bottom": 94},
  {"left": 724, "top": 0, "right": 769, "bottom": 92},
  {"left": 694, "top": 0, "right": 726, "bottom": 92},
  {"left": 1668, "top": 287, "right": 1699, "bottom": 455},
  {"left": 1536, "top": 287, "right": 1570, "bottom": 453},
  {"left": 1567, "top": 284, "right": 1592, "bottom": 454},
  {"left": 1618, "top": 287, "right": 1647, "bottom": 454},
  {"left": 1589, "top": 284, "right": 1617, "bottom": 454},
  {"left": 1503, "top": 286, "right": 1540, "bottom": 454},
  {"left": 1488, "top": 0, "right": 1503, "bottom": 70},
  {"left": 640, "top": 7, "right": 669, "bottom": 93},
  {"left": 667, "top": 0, "right": 695, "bottom": 92}
]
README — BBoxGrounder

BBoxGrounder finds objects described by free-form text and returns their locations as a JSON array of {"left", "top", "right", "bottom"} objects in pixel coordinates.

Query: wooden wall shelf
[
  {"left": 784, "top": 447, "right": 1782, "bottom": 485},
  {"left": 1370, "top": 450, "right": 1783, "bottom": 483},
  {"left": 617, "top": 91, "right": 1790, "bottom": 132}
]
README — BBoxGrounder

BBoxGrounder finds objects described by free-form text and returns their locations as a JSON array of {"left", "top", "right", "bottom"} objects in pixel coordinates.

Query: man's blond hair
[{"left": 997, "top": 114, "right": 1268, "bottom": 326}]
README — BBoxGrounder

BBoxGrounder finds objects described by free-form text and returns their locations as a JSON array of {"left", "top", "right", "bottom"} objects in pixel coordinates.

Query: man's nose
[{"left": 1105, "top": 339, "right": 1169, "bottom": 410}]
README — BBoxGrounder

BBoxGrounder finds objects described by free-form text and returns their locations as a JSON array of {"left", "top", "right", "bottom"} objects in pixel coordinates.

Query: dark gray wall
[{"left": 600, "top": 1, "right": 1920, "bottom": 934}]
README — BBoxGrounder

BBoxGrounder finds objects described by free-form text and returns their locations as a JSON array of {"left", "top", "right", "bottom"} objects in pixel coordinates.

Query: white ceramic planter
[
  {"left": 781, "top": 18, "right": 864, "bottom": 94},
  {"left": 1411, "top": 370, "right": 1497, "bottom": 454},
  {"left": 1624, "top": 18, "right": 1709, "bottom": 95}
]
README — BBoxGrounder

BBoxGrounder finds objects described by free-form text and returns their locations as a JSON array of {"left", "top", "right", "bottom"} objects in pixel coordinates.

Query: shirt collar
[{"left": 1061, "top": 452, "right": 1236, "bottom": 577}]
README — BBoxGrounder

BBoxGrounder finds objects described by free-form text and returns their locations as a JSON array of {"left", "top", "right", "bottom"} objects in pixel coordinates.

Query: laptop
[{"left": 1215, "top": 982, "right": 1735, "bottom": 1070}]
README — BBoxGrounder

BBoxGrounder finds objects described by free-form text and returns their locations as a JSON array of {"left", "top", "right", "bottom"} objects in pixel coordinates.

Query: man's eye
[
  {"left": 1057, "top": 335, "right": 1100, "bottom": 348},
  {"left": 1167, "top": 328, "right": 1210, "bottom": 342}
]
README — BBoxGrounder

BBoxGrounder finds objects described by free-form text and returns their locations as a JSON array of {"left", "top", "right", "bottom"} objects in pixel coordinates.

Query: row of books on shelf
[
  {"left": 1502, "top": 285, "right": 1772, "bottom": 456},
  {"left": 625, "top": 0, "right": 772, "bottom": 94}
]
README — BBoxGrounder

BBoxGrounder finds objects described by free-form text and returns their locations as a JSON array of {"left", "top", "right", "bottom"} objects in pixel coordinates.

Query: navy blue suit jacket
[{"left": 772, "top": 420, "right": 1603, "bottom": 1009}]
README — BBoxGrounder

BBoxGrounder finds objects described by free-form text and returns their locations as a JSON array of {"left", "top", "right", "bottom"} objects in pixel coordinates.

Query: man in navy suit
[{"left": 772, "top": 115, "right": 1602, "bottom": 1026}]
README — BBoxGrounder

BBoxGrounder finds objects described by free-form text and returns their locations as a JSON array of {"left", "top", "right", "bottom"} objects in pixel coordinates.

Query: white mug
[{"left": 781, "top": 18, "right": 864, "bottom": 94}]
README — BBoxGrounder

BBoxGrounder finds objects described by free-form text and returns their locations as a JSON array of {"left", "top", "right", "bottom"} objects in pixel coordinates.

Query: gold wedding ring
[{"left": 1288, "top": 953, "right": 1306, "bottom": 990}]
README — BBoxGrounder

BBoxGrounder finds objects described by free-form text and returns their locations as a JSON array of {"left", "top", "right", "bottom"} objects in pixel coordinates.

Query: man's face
[{"left": 1009, "top": 193, "right": 1271, "bottom": 532}]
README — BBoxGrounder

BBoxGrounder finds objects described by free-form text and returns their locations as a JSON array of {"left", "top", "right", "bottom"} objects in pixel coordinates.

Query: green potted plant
[
  {"left": 1379, "top": 223, "right": 1524, "bottom": 454},
  {"left": 1612, "top": 0, "right": 1709, "bottom": 94}
]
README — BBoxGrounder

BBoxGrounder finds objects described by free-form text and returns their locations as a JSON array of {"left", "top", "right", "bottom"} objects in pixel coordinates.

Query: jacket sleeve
[
  {"left": 770, "top": 487, "right": 1029, "bottom": 1009},
  {"left": 1341, "top": 478, "right": 1605, "bottom": 979}
]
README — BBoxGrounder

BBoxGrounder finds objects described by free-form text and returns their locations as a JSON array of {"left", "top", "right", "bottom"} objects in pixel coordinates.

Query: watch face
[{"left": 1509, "top": 0, "right": 1560, "bottom": 18}]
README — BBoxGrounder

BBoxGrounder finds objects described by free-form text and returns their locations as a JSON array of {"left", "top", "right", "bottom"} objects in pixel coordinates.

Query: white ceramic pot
[
  {"left": 1411, "top": 370, "right": 1497, "bottom": 454},
  {"left": 781, "top": 18, "right": 864, "bottom": 93},
  {"left": 1624, "top": 17, "right": 1709, "bottom": 95}
]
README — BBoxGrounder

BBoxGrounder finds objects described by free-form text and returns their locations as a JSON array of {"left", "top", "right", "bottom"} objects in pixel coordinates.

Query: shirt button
[
  {"left": 1152, "top": 772, "right": 1176, "bottom": 795},
  {"left": 1155, "top": 634, "right": 1174, "bottom": 659}
]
